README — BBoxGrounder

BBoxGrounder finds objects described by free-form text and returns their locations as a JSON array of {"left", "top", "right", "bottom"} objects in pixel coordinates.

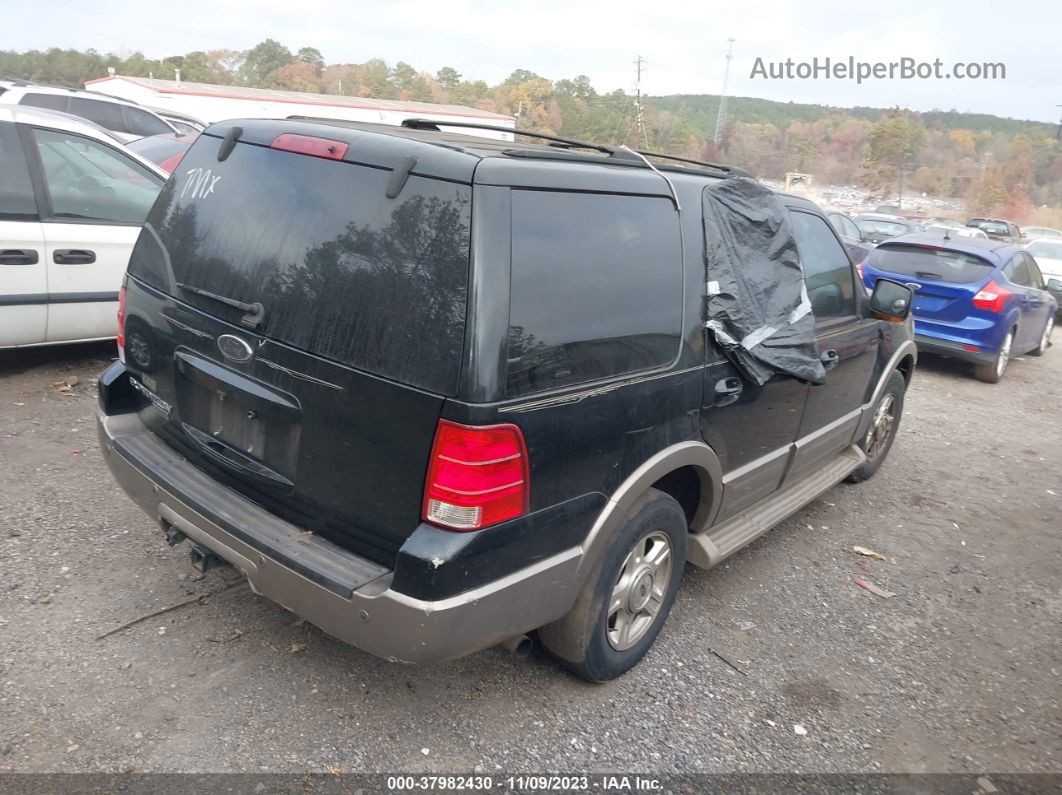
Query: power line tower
[
  {"left": 713, "top": 38, "right": 736, "bottom": 146},
  {"left": 633, "top": 55, "right": 649, "bottom": 148}
]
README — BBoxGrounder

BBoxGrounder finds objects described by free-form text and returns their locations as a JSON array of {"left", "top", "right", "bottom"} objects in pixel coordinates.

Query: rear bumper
[
  {"left": 97, "top": 409, "right": 583, "bottom": 664},
  {"left": 914, "top": 334, "right": 996, "bottom": 365}
]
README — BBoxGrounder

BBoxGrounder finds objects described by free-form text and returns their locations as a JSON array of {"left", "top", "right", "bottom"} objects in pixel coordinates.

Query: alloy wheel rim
[
  {"left": 128, "top": 335, "right": 151, "bottom": 368},
  {"left": 607, "top": 530, "right": 673, "bottom": 651},
  {"left": 864, "top": 392, "right": 896, "bottom": 462},
  {"left": 997, "top": 331, "right": 1013, "bottom": 377}
]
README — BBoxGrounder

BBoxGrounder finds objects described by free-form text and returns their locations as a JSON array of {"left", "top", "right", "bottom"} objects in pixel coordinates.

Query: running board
[{"left": 688, "top": 445, "right": 865, "bottom": 569}]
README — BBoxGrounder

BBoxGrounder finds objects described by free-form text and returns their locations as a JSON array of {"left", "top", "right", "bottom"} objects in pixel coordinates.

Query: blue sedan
[{"left": 860, "top": 233, "right": 1056, "bottom": 383}]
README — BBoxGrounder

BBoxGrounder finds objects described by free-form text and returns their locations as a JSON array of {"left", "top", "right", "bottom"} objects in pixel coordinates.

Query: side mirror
[
  {"left": 869, "top": 278, "right": 914, "bottom": 321},
  {"left": 1048, "top": 278, "right": 1062, "bottom": 293}
]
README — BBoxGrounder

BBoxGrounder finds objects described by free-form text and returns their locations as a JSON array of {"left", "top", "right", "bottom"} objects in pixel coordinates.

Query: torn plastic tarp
[{"left": 703, "top": 177, "right": 825, "bottom": 386}]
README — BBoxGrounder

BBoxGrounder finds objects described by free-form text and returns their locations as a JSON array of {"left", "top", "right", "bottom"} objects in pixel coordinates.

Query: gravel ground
[{"left": 0, "top": 340, "right": 1059, "bottom": 775}]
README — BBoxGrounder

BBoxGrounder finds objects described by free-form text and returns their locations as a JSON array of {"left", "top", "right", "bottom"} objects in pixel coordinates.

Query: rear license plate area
[{"left": 174, "top": 352, "right": 301, "bottom": 480}]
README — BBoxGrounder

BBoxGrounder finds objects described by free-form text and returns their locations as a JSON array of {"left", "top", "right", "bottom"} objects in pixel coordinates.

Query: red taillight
[
  {"left": 116, "top": 285, "right": 127, "bottom": 361},
  {"left": 972, "top": 279, "right": 1011, "bottom": 313},
  {"left": 270, "top": 133, "right": 349, "bottom": 161},
  {"left": 422, "top": 420, "right": 530, "bottom": 531},
  {"left": 158, "top": 152, "right": 185, "bottom": 173}
]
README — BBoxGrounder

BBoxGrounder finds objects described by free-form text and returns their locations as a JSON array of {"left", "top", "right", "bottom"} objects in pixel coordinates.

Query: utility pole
[
  {"left": 1057, "top": 104, "right": 1061, "bottom": 141},
  {"left": 634, "top": 55, "right": 649, "bottom": 148},
  {"left": 714, "top": 38, "right": 735, "bottom": 146}
]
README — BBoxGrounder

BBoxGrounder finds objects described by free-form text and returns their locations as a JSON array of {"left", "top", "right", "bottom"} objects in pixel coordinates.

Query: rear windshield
[
  {"left": 128, "top": 134, "right": 471, "bottom": 395},
  {"left": 968, "top": 219, "right": 1008, "bottom": 235},
  {"left": 856, "top": 219, "right": 908, "bottom": 236},
  {"left": 869, "top": 244, "right": 995, "bottom": 284},
  {"left": 1028, "top": 241, "right": 1062, "bottom": 260}
]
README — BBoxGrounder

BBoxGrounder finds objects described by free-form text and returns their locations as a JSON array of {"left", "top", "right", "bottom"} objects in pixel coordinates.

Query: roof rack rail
[
  {"left": 400, "top": 118, "right": 633, "bottom": 158},
  {"left": 400, "top": 117, "right": 746, "bottom": 175},
  {"left": 634, "top": 148, "right": 744, "bottom": 175}
]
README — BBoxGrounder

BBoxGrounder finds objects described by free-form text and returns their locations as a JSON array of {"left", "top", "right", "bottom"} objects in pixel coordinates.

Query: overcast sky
[{"left": 4, "top": 0, "right": 1060, "bottom": 123}]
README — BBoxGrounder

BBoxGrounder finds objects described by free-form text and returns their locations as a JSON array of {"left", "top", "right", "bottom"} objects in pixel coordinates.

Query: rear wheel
[
  {"left": 974, "top": 328, "right": 1013, "bottom": 383},
  {"left": 847, "top": 370, "right": 905, "bottom": 483},
  {"left": 1029, "top": 315, "right": 1053, "bottom": 357},
  {"left": 538, "top": 489, "right": 687, "bottom": 682}
]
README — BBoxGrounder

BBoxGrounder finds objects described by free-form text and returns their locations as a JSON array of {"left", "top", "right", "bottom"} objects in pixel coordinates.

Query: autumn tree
[
  {"left": 358, "top": 58, "right": 396, "bottom": 98},
  {"left": 508, "top": 78, "right": 554, "bottom": 131},
  {"left": 392, "top": 61, "right": 417, "bottom": 91},
  {"left": 436, "top": 67, "right": 461, "bottom": 91},
  {"left": 240, "top": 39, "right": 293, "bottom": 85},
  {"left": 267, "top": 61, "right": 322, "bottom": 93},
  {"left": 449, "top": 80, "right": 488, "bottom": 107},
  {"left": 861, "top": 111, "right": 927, "bottom": 204},
  {"left": 296, "top": 47, "right": 325, "bottom": 75},
  {"left": 966, "top": 169, "right": 1009, "bottom": 217}
]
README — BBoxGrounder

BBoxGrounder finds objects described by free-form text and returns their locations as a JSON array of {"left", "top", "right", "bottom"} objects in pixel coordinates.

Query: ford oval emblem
[{"left": 217, "top": 334, "right": 254, "bottom": 363}]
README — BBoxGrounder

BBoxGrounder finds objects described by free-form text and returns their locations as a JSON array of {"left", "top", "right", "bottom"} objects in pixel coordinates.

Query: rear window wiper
[
  {"left": 915, "top": 271, "right": 943, "bottom": 280},
  {"left": 176, "top": 283, "right": 264, "bottom": 329}
]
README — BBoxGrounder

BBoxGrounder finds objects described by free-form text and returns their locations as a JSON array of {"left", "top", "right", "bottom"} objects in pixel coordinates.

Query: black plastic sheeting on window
[{"left": 702, "top": 177, "right": 825, "bottom": 386}]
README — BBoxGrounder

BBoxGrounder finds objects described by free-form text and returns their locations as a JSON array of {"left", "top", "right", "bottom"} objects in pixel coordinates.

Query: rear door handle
[
  {"left": 0, "top": 249, "right": 39, "bottom": 265},
  {"left": 53, "top": 249, "right": 96, "bottom": 264},
  {"left": 713, "top": 376, "right": 743, "bottom": 407},
  {"left": 820, "top": 349, "right": 840, "bottom": 371}
]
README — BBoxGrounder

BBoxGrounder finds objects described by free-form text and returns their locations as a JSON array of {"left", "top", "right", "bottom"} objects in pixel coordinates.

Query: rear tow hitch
[
  {"left": 164, "top": 524, "right": 187, "bottom": 547},
  {"left": 188, "top": 542, "right": 223, "bottom": 573}
]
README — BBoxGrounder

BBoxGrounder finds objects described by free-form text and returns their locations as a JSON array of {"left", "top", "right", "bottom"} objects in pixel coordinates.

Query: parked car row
[
  {"left": 0, "top": 79, "right": 205, "bottom": 142},
  {"left": 830, "top": 208, "right": 1055, "bottom": 247}
]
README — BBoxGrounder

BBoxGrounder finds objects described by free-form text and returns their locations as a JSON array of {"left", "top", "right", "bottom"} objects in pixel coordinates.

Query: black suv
[{"left": 97, "top": 118, "right": 916, "bottom": 681}]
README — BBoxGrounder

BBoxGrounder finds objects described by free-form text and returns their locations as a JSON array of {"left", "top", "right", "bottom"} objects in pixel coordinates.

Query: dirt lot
[{"left": 0, "top": 341, "right": 1059, "bottom": 775}]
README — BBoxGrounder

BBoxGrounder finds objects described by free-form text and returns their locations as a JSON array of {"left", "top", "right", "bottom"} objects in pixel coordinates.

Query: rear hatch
[
  {"left": 864, "top": 243, "right": 995, "bottom": 323},
  {"left": 122, "top": 121, "right": 476, "bottom": 565}
]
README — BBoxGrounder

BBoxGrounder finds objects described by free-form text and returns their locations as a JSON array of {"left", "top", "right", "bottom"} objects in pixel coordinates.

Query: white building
[{"left": 85, "top": 75, "right": 516, "bottom": 140}]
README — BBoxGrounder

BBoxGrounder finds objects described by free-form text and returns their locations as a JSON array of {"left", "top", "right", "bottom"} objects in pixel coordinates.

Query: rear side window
[
  {"left": 69, "top": 97, "right": 126, "bottom": 132},
  {"left": 1003, "top": 255, "right": 1032, "bottom": 287},
  {"left": 790, "top": 210, "right": 856, "bottom": 319},
  {"left": 1024, "top": 254, "right": 1045, "bottom": 289},
  {"left": 19, "top": 92, "right": 68, "bottom": 112},
  {"left": 869, "top": 244, "right": 994, "bottom": 284},
  {"left": 0, "top": 123, "right": 37, "bottom": 219},
  {"left": 128, "top": 135, "right": 471, "bottom": 395},
  {"left": 506, "top": 190, "right": 682, "bottom": 397}
]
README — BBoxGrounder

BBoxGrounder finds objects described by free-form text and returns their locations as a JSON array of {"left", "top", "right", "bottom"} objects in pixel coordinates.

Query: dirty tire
[
  {"left": 537, "top": 488, "right": 687, "bottom": 682},
  {"left": 974, "top": 328, "right": 1013, "bottom": 383},
  {"left": 847, "top": 370, "right": 905, "bottom": 483},
  {"left": 1029, "top": 315, "right": 1053, "bottom": 357}
]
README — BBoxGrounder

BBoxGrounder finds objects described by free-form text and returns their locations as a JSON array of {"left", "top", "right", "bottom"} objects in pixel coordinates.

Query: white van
[
  {"left": 0, "top": 105, "right": 167, "bottom": 348},
  {"left": 0, "top": 81, "right": 178, "bottom": 142}
]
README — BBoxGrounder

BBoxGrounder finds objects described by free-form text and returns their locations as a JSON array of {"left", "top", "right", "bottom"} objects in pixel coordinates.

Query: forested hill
[
  {"left": 648, "top": 94, "right": 1056, "bottom": 139},
  {"left": 3, "top": 42, "right": 1060, "bottom": 217}
]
